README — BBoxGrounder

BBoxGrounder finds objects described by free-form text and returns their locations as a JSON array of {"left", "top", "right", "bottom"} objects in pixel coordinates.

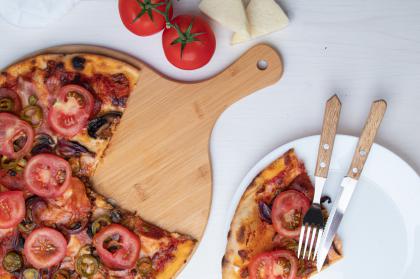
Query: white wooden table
[{"left": 1, "top": 0, "right": 420, "bottom": 278}]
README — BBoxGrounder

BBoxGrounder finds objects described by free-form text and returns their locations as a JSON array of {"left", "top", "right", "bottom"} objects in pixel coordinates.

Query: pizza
[
  {"left": 0, "top": 53, "right": 195, "bottom": 278},
  {"left": 222, "top": 149, "right": 342, "bottom": 279}
]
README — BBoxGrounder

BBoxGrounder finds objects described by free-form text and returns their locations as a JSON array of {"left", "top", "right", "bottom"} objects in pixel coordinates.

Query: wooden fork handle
[
  {"left": 315, "top": 95, "right": 342, "bottom": 178},
  {"left": 347, "top": 100, "right": 387, "bottom": 179}
]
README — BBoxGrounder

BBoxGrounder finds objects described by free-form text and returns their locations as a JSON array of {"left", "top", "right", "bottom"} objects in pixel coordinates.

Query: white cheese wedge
[
  {"left": 199, "top": 0, "right": 249, "bottom": 33},
  {"left": 231, "top": 30, "right": 251, "bottom": 44},
  {"left": 231, "top": 0, "right": 289, "bottom": 44}
]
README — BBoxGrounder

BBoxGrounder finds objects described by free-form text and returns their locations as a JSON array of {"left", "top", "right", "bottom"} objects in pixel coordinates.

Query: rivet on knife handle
[
  {"left": 347, "top": 100, "right": 387, "bottom": 180},
  {"left": 315, "top": 95, "right": 342, "bottom": 178}
]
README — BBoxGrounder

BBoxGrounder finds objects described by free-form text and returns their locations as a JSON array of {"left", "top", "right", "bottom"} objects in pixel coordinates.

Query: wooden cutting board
[{"left": 33, "top": 44, "right": 283, "bottom": 240}]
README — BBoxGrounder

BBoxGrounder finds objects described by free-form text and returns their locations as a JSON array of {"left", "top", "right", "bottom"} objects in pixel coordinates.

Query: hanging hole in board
[{"left": 257, "top": 60, "right": 268, "bottom": 70}]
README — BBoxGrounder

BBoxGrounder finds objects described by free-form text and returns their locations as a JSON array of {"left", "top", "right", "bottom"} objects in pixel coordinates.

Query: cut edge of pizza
[
  {"left": 222, "top": 149, "right": 342, "bottom": 279},
  {"left": 0, "top": 52, "right": 196, "bottom": 279}
]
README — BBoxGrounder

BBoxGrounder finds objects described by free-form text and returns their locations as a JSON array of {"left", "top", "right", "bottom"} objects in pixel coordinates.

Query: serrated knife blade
[{"left": 316, "top": 177, "right": 357, "bottom": 271}]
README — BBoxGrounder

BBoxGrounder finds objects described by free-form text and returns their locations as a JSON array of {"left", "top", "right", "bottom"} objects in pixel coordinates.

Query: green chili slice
[
  {"left": 28, "top": 95, "right": 38, "bottom": 106},
  {"left": 91, "top": 215, "right": 112, "bottom": 235},
  {"left": 77, "top": 244, "right": 93, "bottom": 257},
  {"left": 0, "top": 97, "right": 14, "bottom": 112},
  {"left": 1, "top": 157, "right": 27, "bottom": 173},
  {"left": 76, "top": 255, "right": 99, "bottom": 277},
  {"left": 18, "top": 221, "right": 37, "bottom": 234},
  {"left": 22, "top": 268, "right": 39, "bottom": 279},
  {"left": 21, "top": 105, "right": 43, "bottom": 128},
  {"left": 137, "top": 257, "right": 154, "bottom": 277},
  {"left": 2, "top": 251, "right": 23, "bottom": 272}
]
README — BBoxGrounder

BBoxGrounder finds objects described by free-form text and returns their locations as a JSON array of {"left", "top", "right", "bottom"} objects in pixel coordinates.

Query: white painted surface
[{"left": 1, "top": 0, "right": 420, "bottom": 278}]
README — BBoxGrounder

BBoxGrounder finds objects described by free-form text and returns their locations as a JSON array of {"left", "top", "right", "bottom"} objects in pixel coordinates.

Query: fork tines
[{"left": 297, "top": 223, "right": 324, "bottom": 261}]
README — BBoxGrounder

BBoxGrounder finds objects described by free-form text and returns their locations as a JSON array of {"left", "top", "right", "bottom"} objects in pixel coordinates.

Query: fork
[{"left": 297, "top": 95, "right": 341, "bottom": 261}]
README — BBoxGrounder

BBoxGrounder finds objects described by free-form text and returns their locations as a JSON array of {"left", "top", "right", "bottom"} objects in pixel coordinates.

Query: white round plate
[{"left": 225, "top": 135, "right": 420, "bottom": 279}]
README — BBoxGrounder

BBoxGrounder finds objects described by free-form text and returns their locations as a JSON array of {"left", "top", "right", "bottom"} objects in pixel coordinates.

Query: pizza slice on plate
[
  {"left": 222, "top": 149, "right": 342, "bottom": 279},
  {"left": 0, "top": 53, "right": 195, "bottom": 278}
]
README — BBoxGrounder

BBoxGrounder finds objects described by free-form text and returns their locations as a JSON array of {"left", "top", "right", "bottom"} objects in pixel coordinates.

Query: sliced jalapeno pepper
[
  {"left": 2, "top": 251, "right": 23, "bottom": 272},
  {"left": 21, "top": 268, "right": 39, "bottom": 279},
  {"left": 0, "top": 97, "right": 14, "bottom": 112},
  {"left": 1, "top": 157, "right": 27, "bottom": 173},
  {"left": 21, "top": 105, "right": 43, "bottom": 128},
  {"left": 76, "top": 255, "right": 99, "bottom": 277},
  {"left": 91, "top": 215, "right": 112, "bottom": 235}
]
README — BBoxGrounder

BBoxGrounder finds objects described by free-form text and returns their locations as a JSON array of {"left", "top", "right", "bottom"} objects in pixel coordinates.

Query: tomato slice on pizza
[
  {"left": 248, "top": 250, "right": 298, "bottom": 279},
  {"left": 0, "top": 191, "right": 25, "bottom": 229},
  {"left": 271, "top": 190, "right": 310, "bottom": 238},
  {"left": 0, "top": 112, "right": 34, "bottom": 159},
  {"left": 24, "top": 227, "right": 67, "bottom": 269},
  {"left": 24, "top": 153, "right": 71, "bottom": 198},
  {"left": 48, "top": 85, "right": 94, "bottom": 138},
  {"left": 93, "top": 223, "right": 141, "bottom": 270},
  {"left": 0, "top": 88, "right": 22, "bottom": 114}
]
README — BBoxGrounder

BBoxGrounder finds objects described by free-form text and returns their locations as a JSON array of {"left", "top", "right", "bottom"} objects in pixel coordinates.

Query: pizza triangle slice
[{"left": 222, "top": 149, "right": 342, "bottom": 278}]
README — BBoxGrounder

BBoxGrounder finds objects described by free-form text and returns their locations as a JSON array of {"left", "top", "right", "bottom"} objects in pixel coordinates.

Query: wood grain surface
[
  {"left": 347, "top": 100, "right": 387, "bottom": 179},
  {"left": 315, "top": 95, "right": 341, "bottom": 178},
  {"left": 29, "top": 44, "right": 284, "bottom": 240}
]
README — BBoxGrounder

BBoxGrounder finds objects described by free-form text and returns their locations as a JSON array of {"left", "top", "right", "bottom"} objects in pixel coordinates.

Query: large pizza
[
  {"left": 0, "top": 53, "right": 195, "bottom": 278},
  {"left": 222, "top": 149, "right": 342, "bottom": 279}
]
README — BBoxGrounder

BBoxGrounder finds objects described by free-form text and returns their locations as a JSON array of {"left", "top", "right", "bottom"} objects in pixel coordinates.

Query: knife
[{"left": 316, "top": 100, "right": 387, "bottom": 271}]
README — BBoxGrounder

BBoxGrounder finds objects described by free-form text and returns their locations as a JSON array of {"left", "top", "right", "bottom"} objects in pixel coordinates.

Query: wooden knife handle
[
  {"left": 347, "top": 100, "right": 387, "bottom": 179},
  {"left": 315, "top": 95, "right": 342, "bottom": 178}
]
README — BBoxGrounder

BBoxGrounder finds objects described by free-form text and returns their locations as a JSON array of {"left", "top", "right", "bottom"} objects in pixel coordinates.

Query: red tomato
[
  {"left": 24, "top": 154, "right": 71, "bottom": 198},
  {"left": 119, "top": 0, "right": 173, "bottom": 36},
  {"left": 48, "top": 85, "right": 94, "bottom": 138},
  {"left": 248, "top": 250, "right": 298, "bottom": 279},
  {"left": 24, "top": 227, "right": 67, "bottom": 269},
  {"left": 0, "top": 88, "right": 22, "bottom": 114},
  {"left": 271, "top": 190, "right": 310, "bottom": 238},
  {"left": 0, "top": 112, "right": 34, "bottom": 159},
  {"left": 162, "top": 15, "right": 216, "bottom": 70},
  {"left": 93, "top": 224, "right": 141, "bottom": 270},
  {"left": 0, "top": 191, "right": 25, "bottom": 229}
]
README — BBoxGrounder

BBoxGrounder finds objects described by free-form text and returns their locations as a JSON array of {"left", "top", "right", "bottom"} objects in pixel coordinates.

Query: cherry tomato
[
  {"left": 162, "top": 15, "right": 216, "bottom": 70},
  {"left": 0, "top": 191, "right": 25, "bottom": 229},
  {"left": 24, "top": 227, "right": 67, "bottom": 269},
  {"left": 93, "top": 224, "right": 141, "bottom": 270},
  {"left": 0, "top": 88, "right": 22, "bottom": 114},
  {"left": 271, "top": 190, "right": 310, "bottom": 238},
  {"left": 119, "top": 0, "right": 173, "bottom": 36},
  {"left": 0, "top": 112, "right": 34, "bottom": 159},
  {"left": 23, "top": 154, "right": 71, "bottom": 198},
  {"left": 48, "top": 85, "right": 94, "bottom": 138},
  {"left": 248, "top": 250, "right": 298, "bottom": 279}
]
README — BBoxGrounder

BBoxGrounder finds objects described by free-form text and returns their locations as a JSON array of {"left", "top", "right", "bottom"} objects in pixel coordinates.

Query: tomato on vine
[
  {"left": 119, "top": 0, "right": 173, "bottom": 36},
  {"left": 162, "top": 15, "right": 216, "bottom": 70}
]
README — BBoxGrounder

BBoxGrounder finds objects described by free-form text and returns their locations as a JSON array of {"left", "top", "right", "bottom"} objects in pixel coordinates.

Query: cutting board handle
[{"left": 187, "top": 44, "right": 284, "bottom": 118}]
